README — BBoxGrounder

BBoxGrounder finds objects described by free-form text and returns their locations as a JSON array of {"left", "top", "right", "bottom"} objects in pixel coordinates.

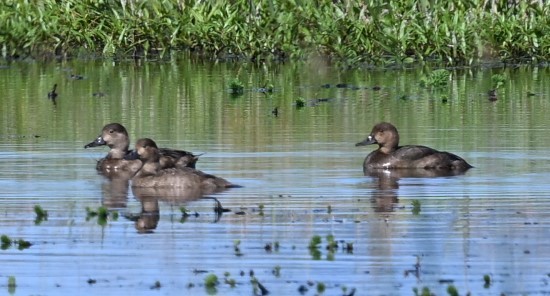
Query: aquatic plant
[
  {"left": 7, "top": 276, "right": 16, "bottom": 294},
  {"left": 420, "top": 69, "right": 450, "bottom": 89},
  {"left": 308, "top": 235, "right": 322, "bottom": 249},
  {"left": 86, "top": 206, "right": 116, "bottom": 226},
  {"left": 326, "top": 234, "right": 338, "bottom": 252},
  {"left": 1, "top": 235, "right": 32, "bottom": 250},
  {"left": 225, "top": 277, "right": 236, "bottom": 288},
  {"left": 295, "top": 98, "right": 306, "bottom": 108},
  {"left": 446, "top": 285, "right": 459, "bottom": 296},
  {"left": 317, "top": 282, "right": 326, "bottom": 294},
  {"left": 1, "top": 235, "right": 11, "bottom": 249},
  {"left": 229, "top": 79, "right": 244, "bottom": 95},
  {"left": 251, "top": 277, "right": 269, "bottom": 296},
  {"left": 483, "top": 274, "right": 491, "bottom": 288},
  {"left": 16, "top": 239, "right": 32, "bottom": 250},
  {"left": 233, "top": 240, "right": 243, "bottom": 256},
  {"left": 204, "top": 274, "right": 218, "bottom": 288},
  {"left": 272, "top": 265, "right": 281, "bottom": 277},
  {"left": 413, "top": 286, "right": 434, "bottom": 296},
  {"left": 491, "top": 74, "right": 506, "bottom": 90},
  {"left": 412, "top": 200, "right": 421, "bottom": 215},
  {"left": 33, "top": 205, "right": 48, "bottom": 225}
]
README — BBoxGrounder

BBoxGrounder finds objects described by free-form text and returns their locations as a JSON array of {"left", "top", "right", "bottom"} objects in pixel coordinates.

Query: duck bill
[
  {"left": 84, "top": 136, "right": 106, "bottom": 148},
  {"left": 355, "top": 136, "right": 376, "bottom": 147}
]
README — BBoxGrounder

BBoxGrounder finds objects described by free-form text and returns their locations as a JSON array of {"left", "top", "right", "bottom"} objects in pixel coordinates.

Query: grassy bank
[{"left": 1, "top": 0, "right": 549, "bottom": 65}]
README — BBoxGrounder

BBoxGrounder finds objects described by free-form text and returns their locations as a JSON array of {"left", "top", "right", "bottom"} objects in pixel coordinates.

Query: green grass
[{"left": 1, "top": 0, "right": 548, "bottom": 66}]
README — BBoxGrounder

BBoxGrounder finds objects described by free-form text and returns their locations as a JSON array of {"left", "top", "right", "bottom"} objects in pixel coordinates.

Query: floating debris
[
  {"left": 295, "top": 98, "right": 305, "bottom": 108},
  {"left": 47, "top": 84, "right": 58, "bottom": 99},
  {"left": 487, "top": 89, "right": 498, "bottom": 101},
  {"left": 271, "top": 107, "right": 278, "bottom": 117}
]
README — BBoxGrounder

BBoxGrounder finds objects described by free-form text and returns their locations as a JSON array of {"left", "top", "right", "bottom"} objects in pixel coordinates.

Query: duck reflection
[
  {"left": 101, "top": 176, "right": 131, "bottom": 209},
  {"left": 129, "top": 186, "right": 226, "bottom": 233},
  {"left": 365, "top": 168, "right": 468, "bottom": 212}
]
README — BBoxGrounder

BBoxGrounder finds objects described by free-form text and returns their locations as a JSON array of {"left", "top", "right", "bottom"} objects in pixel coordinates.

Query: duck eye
[{"left": 109, "top": 129, "right": 114, "bottom": 134}]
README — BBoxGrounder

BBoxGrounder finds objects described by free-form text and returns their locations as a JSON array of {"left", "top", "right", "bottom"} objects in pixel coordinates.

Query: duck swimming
[
  {"left": 132, "top": 138, "right": 238, "bottom": 193},
  {"left": 355, "top": 122, "right": 472, "bottom": 173},
  {"left": 84, "top": 123, "right": 199, "bottom": 175}
]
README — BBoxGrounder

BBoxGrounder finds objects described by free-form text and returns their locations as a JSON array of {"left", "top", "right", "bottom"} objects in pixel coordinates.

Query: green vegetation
[
  {"left": 1, "top": 235, "right": 32, "bottom": 250},
  {"left": 204, "top": 274, "right": 218, "bottom": 288},
  {"left": 229, "top": 79, "right": 245, "bottom": 95},
  {"left": 412, "top": 200, "right": 422, "bottom": 215},
  {"left": 251, "top": 277, "right": 269, "bottom": 296},
  {"left": 33, "top": 205, "right": 48, "bottom": 225},
  {"left": 295, "top": 98, "right": 306, "bottom": 108},
  {"left": 86, "top": 206, "right": 116, "bottom": 226},
  {"left": 7, "top": 276, "right": 16, "bottom": 294},
  {"left": 233, "top": 240, "right": 243, "bottom": 256},
  {"left": 446, "top": 285, "right": 459, "bottom": 296},
  {"left": 272, "top": 265, "right": 281, "bottom": 277},
  {"left": 483, "top": 274, "right": 491, "bottom": 288},
  {"left": 413, "top": 286, "right": 434, "bottom": 296},
  {"left": 308, "top": 235, "right": 322, "bottom": 249},
  {"left": 420, "top": 69, "right": 450, "bottom": 89},
  {"left": 317, "top": 282, "right": 326, "bottom": 294},
  {"left": 1, "top": 235, "right": 11, "bottom": 249},
  {"left": 223, "top": 272, "right": 236, "bottom": 288},
  {"left": 1, "top": 0, "right": 548, "bottom": 65},
  {"left": 491, "top": 74, "right": 506, "bottom": 90}
]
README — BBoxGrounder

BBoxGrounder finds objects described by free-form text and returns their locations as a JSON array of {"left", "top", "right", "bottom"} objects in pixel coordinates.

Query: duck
[
  {"left": 84, "top": 123, "right": 199, "bottom": 175},
  {"left": 355, "top": 122, "right": 472, "bottom": 173},
  {"left": 131, "top": 138, "right": 239, "bottom": 194}
]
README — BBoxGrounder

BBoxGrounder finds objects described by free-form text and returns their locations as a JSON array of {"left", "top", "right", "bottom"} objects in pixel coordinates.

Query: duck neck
[{"left": 108, "top": 148, "right": 127, "bottom": 159}]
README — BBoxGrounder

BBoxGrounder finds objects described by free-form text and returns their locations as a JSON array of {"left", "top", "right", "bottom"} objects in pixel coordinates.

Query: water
[{"left": 1, "top": 58, "right": 550, "bottom": 295}]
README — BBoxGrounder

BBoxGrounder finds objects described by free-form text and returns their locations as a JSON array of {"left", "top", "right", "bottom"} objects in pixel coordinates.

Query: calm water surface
[{"left": 1, "top": 58, "right": 550, "bottom": 295}]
